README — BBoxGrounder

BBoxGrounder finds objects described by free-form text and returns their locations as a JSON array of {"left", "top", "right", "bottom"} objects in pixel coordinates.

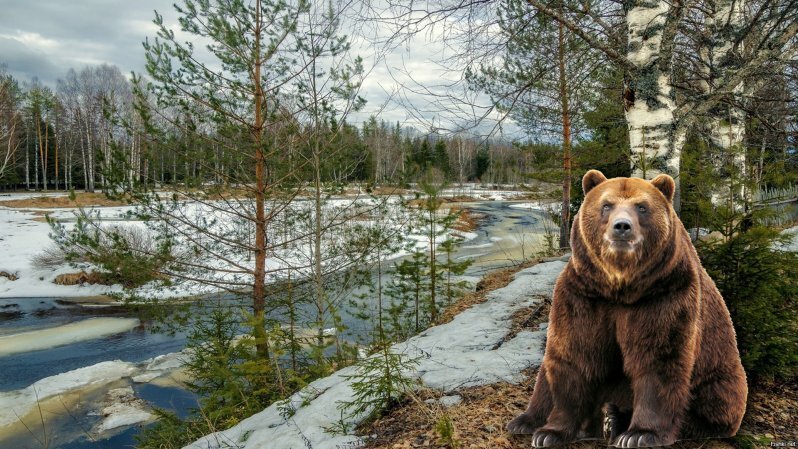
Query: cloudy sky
[{"left": 0, "top": 0, "right": 518, "bottom": 137}]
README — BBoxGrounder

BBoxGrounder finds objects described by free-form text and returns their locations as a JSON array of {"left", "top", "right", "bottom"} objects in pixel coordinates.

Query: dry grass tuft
[
  {"left": 450, "top": 208, "right": 484, "bottom": 234},
  {"left": 53, "top": 270, "right": 107, "bottom": 286}
]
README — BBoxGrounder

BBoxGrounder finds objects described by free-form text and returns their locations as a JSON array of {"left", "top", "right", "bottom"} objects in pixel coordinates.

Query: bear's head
[{"left": 576, "top": 169, "right": 677, "bottom": 278}]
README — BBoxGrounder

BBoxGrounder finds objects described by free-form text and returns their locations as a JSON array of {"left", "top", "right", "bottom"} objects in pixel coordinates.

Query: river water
[{"left": 0, "top": 201, "right": 553, "bottom": 449}]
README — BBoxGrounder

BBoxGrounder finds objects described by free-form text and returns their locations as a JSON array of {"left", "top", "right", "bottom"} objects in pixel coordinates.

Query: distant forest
[{"left": 0, "top": 64, "right": 579, "bottom": 192}]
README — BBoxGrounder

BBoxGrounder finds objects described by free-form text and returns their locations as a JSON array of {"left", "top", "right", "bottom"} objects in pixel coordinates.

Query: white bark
[
  {"left": 706, "top": 0, "right": 747, "bottom": 207},
  {"left": 624, "top": 1, "right": 684, "bottom": 207}
]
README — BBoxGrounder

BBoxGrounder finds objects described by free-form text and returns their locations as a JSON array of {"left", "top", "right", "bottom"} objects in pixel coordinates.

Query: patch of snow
[
  {"left": 780, "top": 226, "right": 798, "bottom": 252},
  {"left": 461, "top": 242, "right": 493, "bottom": 250},
  {"left": 132, "top": 350, "right": 189, "bottom": 383},
  {"left": 0, "top": 206, "right": 126, "bottom": 298},
  {"left": 182, "top": 260, "right": 565, "bottom": 449},
  {"left": 131, "top": 372, "right": 162, "bottom": 384},
  {"left": 144, "top": 351, "right": 188, "bottom": 372},
  {"left": 425, "top": 395, "right": 462, "bottom": 408},
  {"left": 95, "top": 387, "right": 154, "bottom": 432},
  {"left": 509, "top": 202, "right": 561, "bottom": 214},
  {"left": 0, "top": 317, "right": 139, "bottom": 356},
  {"left": 0, "top": 192, "right": 69, "bottom": 201}
]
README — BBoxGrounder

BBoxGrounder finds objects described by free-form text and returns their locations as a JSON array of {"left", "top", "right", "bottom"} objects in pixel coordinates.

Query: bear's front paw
[
  {"left": 532, "top": 429, "right": 572, "bottom": 448},
  {"left": 613, "top": 430, "right": 673, "bottom": 448},
  {"left": 506, "top": 412, "right": 541, "bottom": 435}
]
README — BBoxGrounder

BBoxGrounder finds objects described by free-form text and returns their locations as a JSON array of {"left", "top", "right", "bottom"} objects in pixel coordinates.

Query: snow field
[{"left": 0, "top": 194, "right": 477, "bottom": 300}]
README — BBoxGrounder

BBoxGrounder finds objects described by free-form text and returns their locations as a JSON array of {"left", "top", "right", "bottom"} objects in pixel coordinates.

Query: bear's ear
[
  {"left": 651, "top": 174, "right": 675, "bottom": 202},
  {"left": 582, "top": 170, "right": 607, "bottom": 195}
]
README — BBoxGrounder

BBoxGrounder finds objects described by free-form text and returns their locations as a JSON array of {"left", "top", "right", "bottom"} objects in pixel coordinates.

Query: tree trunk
[
  {"left": 251, "top": 0, "right": 270, "bottom": 361},
  {"left": 428, "top": 205, "right": 437, "bottom": 322},
  {"left": 558, "top": 20, "right": 572, "bottom": 250},
  {"left": 313, "top": 144, "right": 326, "bottom": 355},
  {"left": 24, "top": 124, "right": 29, "bottom": 190},
  {"left": 705, "top": 0, "right": 747, "bottom": 209},
  {"left": 54, "top": 111, "right": 59, "bottom": 191},
  {"left": 79, "top": 116, "right": 89, "bottom": 191},
  {"left": 84, "top": 116, "right": 95, "bottom": 192},
  {"left": 624, "top": 1, "right": 684, "bottom": 211}
]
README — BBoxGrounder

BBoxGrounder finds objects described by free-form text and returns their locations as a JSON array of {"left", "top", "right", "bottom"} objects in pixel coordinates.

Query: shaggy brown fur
[{"left": 506, "top": 170, "right": 747, "bottom": 448}]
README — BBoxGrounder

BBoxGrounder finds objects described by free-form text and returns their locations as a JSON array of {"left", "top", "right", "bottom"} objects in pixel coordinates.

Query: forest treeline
[{"left": 0, "top": 64, "right": 572, "bottom": 191}]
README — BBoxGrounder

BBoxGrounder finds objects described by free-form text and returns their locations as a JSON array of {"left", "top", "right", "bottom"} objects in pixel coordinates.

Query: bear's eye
[
  {"left": 637, "top": 205, "right": 647, "bottom": 213},
  {"left": 602, "top": 204, "right": 612, "bottom": 213}
]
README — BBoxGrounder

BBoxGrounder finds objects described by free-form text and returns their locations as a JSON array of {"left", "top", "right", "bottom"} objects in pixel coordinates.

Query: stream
[{"left": 0, "top": 200, "right": 553, "bottom": 449}]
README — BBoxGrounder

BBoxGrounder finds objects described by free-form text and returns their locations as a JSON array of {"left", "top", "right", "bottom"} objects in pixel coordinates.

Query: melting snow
[
  {"left": 0, "top": 360, "right": 137, "bottom": 428},
  {"left": 0, "top": 317, "right": 140, "bottom": 356},
  {"left": 95, "top": 387, "right": 155, "bottom": 432}
]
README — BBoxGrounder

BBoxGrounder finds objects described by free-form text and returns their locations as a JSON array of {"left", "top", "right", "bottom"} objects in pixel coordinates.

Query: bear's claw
[
  {"left": 613, "top": 430, "right": 669, "bottom": 448},
  {"left": 602, "top": 403, "right": 630, "bottom": 442},
  {"left": 531, "top": 429, "right": 570, "bottom": 448},
  {"left": 506, "top": 413, "right": 539, "bottom": 435}
]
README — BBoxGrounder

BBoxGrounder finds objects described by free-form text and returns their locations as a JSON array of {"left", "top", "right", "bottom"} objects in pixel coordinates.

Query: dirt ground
[{"left": 0, "top": 192, "right": 127, "bottom": 208}]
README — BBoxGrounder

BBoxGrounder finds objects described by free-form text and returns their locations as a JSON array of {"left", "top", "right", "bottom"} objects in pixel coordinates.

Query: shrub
[
  {"left": 47, "top": 215, "right": 179, "bottom": 288},
  {"left": 697, "top": 226, "right": 798, "bottom": 380}
]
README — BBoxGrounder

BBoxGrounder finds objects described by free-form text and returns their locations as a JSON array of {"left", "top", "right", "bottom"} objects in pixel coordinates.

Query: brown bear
[{"left": 506, "top": 170, "right": 747, "bottom": 448}]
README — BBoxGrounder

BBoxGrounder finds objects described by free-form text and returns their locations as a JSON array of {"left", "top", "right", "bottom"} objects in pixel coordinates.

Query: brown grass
[
  {"left": 450, "top": 208, "right": 486, "bottom": 234},
  {"left": 742, "top": 377, "right": 798, "bottom": 439},
  {"left": 0, "top": 192, "right": 126, "bottom": 208},
  {"left": 361, "top": 367, "right": 747, "bottom": 449},
  {"left": 371, "top": 186, "right": 413, "bottom": 196},
  {"left": 53, "top": 270, "right": 106, "bottom": 286}
]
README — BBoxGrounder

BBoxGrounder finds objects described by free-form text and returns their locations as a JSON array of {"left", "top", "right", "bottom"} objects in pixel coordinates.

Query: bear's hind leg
[
  {"left": 680, "top": 374, "right": 747, "bottom": 440},
  {"left": 507, "top": 365, "right": 553, "bottom": 434}
]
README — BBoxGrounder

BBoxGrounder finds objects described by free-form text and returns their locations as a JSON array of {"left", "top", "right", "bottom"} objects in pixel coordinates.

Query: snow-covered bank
[
  {"left": 509, "top": 201, "right": 561, "bottom": 214},
  {"left": 0, "top": 317, "right": 139, "bottom": 356},
  {"left": 182, "top": 257, "right": 567, "bottom": 449},
  {"left": 0, "top": 206, "right": 126, "bottom": 298}
]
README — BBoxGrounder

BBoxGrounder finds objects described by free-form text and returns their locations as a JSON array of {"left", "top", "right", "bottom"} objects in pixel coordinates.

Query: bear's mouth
[{"left": 606, "top": 237, "right": 639, "bottom": 252}]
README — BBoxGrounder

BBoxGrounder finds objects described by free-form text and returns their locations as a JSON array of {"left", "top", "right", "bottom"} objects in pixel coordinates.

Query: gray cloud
[
  {"left": 0, "top": 36, "right": 61, "bottom": 84},
  {"left": 0, "top": 1, "right": 517, "bottom": 138},
  {"left": 0, "top": 0, "right": 174, "bottom": 85}
]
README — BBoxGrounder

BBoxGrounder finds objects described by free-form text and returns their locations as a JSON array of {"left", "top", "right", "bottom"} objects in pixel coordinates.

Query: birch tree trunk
[
  {"left": 84, "top": 115, "right": 95, "bottom": 192},
  {"left": 624, "top": 0, "right": 685, "bottom": 210},
  {"left": 706, "top": 0, "right": 747, "bottom": 208}
]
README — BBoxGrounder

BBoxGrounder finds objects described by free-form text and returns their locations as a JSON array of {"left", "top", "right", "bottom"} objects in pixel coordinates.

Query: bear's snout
[{"left": 612, "top": 218, "right": 633, "bottom": 240}]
